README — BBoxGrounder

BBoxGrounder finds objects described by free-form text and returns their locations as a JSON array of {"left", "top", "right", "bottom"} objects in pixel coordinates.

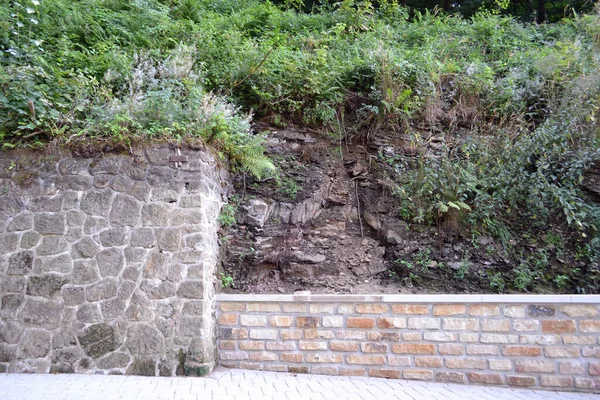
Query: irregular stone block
[
  {"left": 58, "top": 158, "right": 90, "bottom": 176},
  {"left": 62, "top": 191, "right": 80, "bottom": 210},
  {"left": 110, "top": 175, "right": 133, "bottom": 193},
  {"left": 36, "top": 236, "right": 69, "bottom": 256},
  {"left": 1, "top": 294, "right": 24, "bottom": 318},
  {"left": 124, "top": 247, "right": 147, "bottom": 264},
  {"left": 143, "top": 252, "right": 168, "bottom": 279},
  {"left": 96, "top": 249, "right": 125, "bottom": 277},
  {"left": 141, "top": 204, "right": 170, "bottom": 226},
  {"left": 140, "top": 280, "right": 176, "bottom": 299},
  {"left": 171, "top": 209, "right": 203, "bottom": 226},
  {"left": 121, "top": 267, "right": 141, "bottom": 282},
  {"left": 66, "top": 210, "right": 85, "bottom": 227},
  {"left": 76, "top": 303, "right": 102, "bottom": 323},
  {"left": 96, "top": 352, "right": 131, "bottom": 369},
  {"left": 528, "top": 305, "right": 555, "bottom": 317},
  {"left": 130, "top": 228, "right": 155, "bottom": 248},
  {"left": 28, "top": 196, "right": 61, "bottom": 212},
  {"left": 99, "top": 228, "right": 128, "bottom": 247},
  {"left": 77, "top": 323, "right": 118, "bottom": 359},
  {"left": 118, "top": 280, "right": 137, "bottom": 300},
  {"left": 0, "top": 276, "right": 25, "bottom": 293},
  {"left": 89, "top": 156, "right": 121, "bottom": 175},
  {"left": 155, "top": 229, "right": 181, "bottom": 252},
  {"left": 127, "top": 181, "right": 151, "bottom": 200},
  {"left": 177, "top": 281, "right": 203, "bottom": 299},
  {"left": 19, "top": 329, "right": 51, "bottom": 358},
  {"left": 182, "top": 301, "right": 204, "bottom": 316},
  {"left": 109, "top": 194, "right": 141, "bottom": 226},
  {"left": 20, "top": 232, "right": 41, "bottom": 249},
  {"left": 34, "top": 213, "right": 65, "bottom": 235},
  {"left": 72, "top": 259, "right": 101, "bottom": 285},
  {"left": 86, "top": 278, "right": 118, "bottom": 302},
  {"left": 19, "top": 298, "right": 63, "bottom": 329},
  {"left": 83, "top": 216, "right": 108, "bottom": 234},
  {"left": 126, "top": 324, "right": 165, "bottom": 355},
  {"left": 6, "top": 213, "right": 33, "bottom": 232},
  {"left": 62, "top": 286, "right": 85, "bottom": 306},
  {"left": 26, "top": 275, "right": 69, "bottom": 298},
  {"left": 179, "top": 196, "right": 203, "bottom": 208},
  {"left": 178, "top": 317, "right": 203, "bottom": 336},
  {"left": 0, "top": 234, "right": 20, "bottom": 255},
  {"left": 52, "top": 329, "right": 77, "bottom": 349},
  {"left": 0, "top": 321, "right": 24, "bottom": 344},
  {"left": 7, "top": 251, "right": 33, "bottom": 276},
  {"left": 0, "top": 344, "right": 17, "bottom": 362},
  {"left": 39, "top": 254, "right": 72, "bottom": 273},
  {"left": 148, "top": 183, "right": 179, "bottom": 201},
  {"left": 51, "top": 346, "right": 83, "bottom": 368},
  {"left": 100, "top": 298, "right": 127, "bottom": 320},
  {"left": 126, "top": 358, "right": 156, "bottom": 376},
  {"left": 59, "top": 175, "right": 92, "bottom": 191},
  {"left": 81, "top": 190, "right": 113, "bottom": 217}
]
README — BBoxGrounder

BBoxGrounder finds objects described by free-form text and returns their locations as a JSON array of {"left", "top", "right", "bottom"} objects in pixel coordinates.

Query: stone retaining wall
[
  {"left": 0, "top": 145, "right": 227, "bottom": 375},
  {"left": 217, "top": 294, "right": 600, "bottom": 392}
]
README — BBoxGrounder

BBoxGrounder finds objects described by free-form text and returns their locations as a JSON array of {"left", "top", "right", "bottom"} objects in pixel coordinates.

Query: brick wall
[{"left": 217, "top": 294, "right": 600, "bottom": 392}]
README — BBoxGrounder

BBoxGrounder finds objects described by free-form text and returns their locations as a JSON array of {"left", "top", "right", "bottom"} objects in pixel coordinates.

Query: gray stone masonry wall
[{"left": 0, "top": 144, "right": 227, "bottom": 376}]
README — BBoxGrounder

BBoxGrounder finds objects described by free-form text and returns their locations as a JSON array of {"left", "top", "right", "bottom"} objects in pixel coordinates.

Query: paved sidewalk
[{"left": 0, "top": 368, "right": 598, "bottom": 400}]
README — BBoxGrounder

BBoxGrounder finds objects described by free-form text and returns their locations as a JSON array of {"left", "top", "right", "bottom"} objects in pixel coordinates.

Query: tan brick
[
  {"left": 283, "top": 303, "right": 307, "bottom": 313},
  {"left": 269, "top": 316, "right": 293, "bottom": 327},
  {"left": 519, "top": 335, "right": 561, "bottom": 345},
  {"left": 356, "top": 304, "right": 389, "bottom": 314},
  {"left": 513, "top": 320, "right": 539, "bottom": 332},
  {"left": 541, "top": 376, "right": 573, "bottom": 387},
  {"left": 545, "top": 347, "right": 579, "bottom": 358},
  {"left": 337, "top": 304, "right": 355, "bottom": 314},
  {"left": 239, "top": 362, "right": 262, "bottom": 370},
  {"left": 443, "top": 318, "right": 478, "bottom": 331},
  {"left": 239, "top": 341, "right": 265, "bottom": 350},
  {"left": 246, "top": 303, "right": 281, "bottom": 312},
  {"left": 507, "top": 375, "right": 536, "bottom": 387},
  {"left": 392, "top": 305, "right": 429, "bottom": 315},
  {"left": 220, "top": 302, "right": 244, "bottom": 312},
  {"left": 467, "top": 345, "right": 498, "bottom": 355},
  {"left": 335, "top": 331, "right": 366, "bottom": 340},
  {"left": 415, "top": 356, "right": 443, "bottom": 368},
  {"left": 298, "top": 341, "right": 327, "bottom": 351},
  {"left": 220, "top": 351, "right": 249, "bottom": 361},
  {"left": 305, "top": 353, "right": 342, "bottom": 363},
  {"left": 309, "top": 304, "right": 335, "bottom": 314},
  {"left": 489, "top": 359, "right": 512, "bottom": 371},
  {"left": 296, "top": 316, "right": 318, "bottom": 328},
  {"left": 370, "top": 369, "right": 401, "bottom": 379},
  {"left": 219, "top": 341, "right": 236, "bottom": 350},
  {"left": 322, "top": 316, "right": 343, "bottom": 328},
  {"left": 331, "top": 341, "right": 358, "bottom": 352},
  {"left": 564, "top": 336, "right": 596, "bottom": 345},
  {"left": 265, "top": 364, "right": 289, "bottom": 372},
  {"left": 468, "top": 372, "right": 503, "bottom": 385},
  {"left": 389, "top": 356, "right": 411, "bottom": 366},
  {"left": 403, "top": 369, "right": 434, "bottom": 381},
  {"left": 288, "top": 366, "right": 308, "bottom": 374},
  {"left": 218, "top": 313, "right": 238, "bottom": 325},
  {"left": 266, "top": 341, "right": 296, "bottom": 351},
  {"left": 439, "top": 343, "right": 464, "bottom": 355},
  {"left": 249, "top": 351, "right": 278, "bottom": 361},
  {"left": 515, "top": 360, "right": 555, "bottom": 373},
  {"left": 347, "top": 317, "right": 374, "bottom": 329},
  {"left": 392, "top": 343, "right": 436, "bottom": 355},
  {"left": 408, "top": 317, "right": 440, "bottom": 330},
  {"left": 470, "top": 305, "right": 499, "bottom": 316},
  {"left": 559, "top": 361, "right": 585, "bottom": 375},
  {"left": 220, "top": 328, "right": 248, "bottom": 340},
  {"left": 541, "top": 320, "right": 575, "bottom": 333},
  {"left": 583, "top": 347, "right": 600, "bottom": 357},
  {"left": 591, "top": 363, "right": 600, "bottom": 376},
  {"left": 459, "top": 333, "right": 479, "bottom": 342},
  {"left": 580, "top": 320, "right": 600, "bottom": 333},
  {"left": 435, "top": 372, "right": 465, "bottom": 383},
  {"left": 311, "top": 366, "right": 338, "bottom": 375},
  {"left": 340, "top": 368, "right": 366, "bottom": 377},
  {"left": 433, "top": 304, "right": 466, "bottom": 316},
  {"left": 220, "top": 361, "right": 237, "bottom": 369},
  {"left": 481, "top": 319, "right": 510, "bottom": 332},
  {"left": 240, "top": 315, "right": 267, "bottom": 327},
  {"left": 280, "top": 353, "right": 303, "bottom": 363},
  {"left": 377, "top": 317, "right": 406, "bottom": 329},
  {"left": 560, "top": 305, "right": 598, "bottom": 317},
  {"left": 503, "top": 346, "right": 542, "bottom": 357},
  {"left": 503, "top": 305, "right": 526, "bottom": 318},
  {"left": 249, "top": 329, "right": 277, "bottom": 340},
  {"left": 369, "top": 332, "right": 401, "bottom": 341},
  {"left": 303, "top": 329, "right": 334, "bottom": 340},
  {"left": 402, "top": 332, "right": 422, "bottom": 341},
  {"left": 346, "top": 355, "right": 386, "bottom": 365},
  {"left": 361, "top": 343, "right": 388, "bottom": 353},
  {"left": 446, "top": 359, "right": 485, "bottom": 369},
  {"left": 423, "top": 332, "right": 456, "bottom": 342},
  {"left": 575, "top": 377, "right": 599, "bottom": 389},
  {"left": 480, "top": 334, "right": 518, "bottom": 344},
  {"left": 281, "top": 330, "right": 302, "bottom": 340}
]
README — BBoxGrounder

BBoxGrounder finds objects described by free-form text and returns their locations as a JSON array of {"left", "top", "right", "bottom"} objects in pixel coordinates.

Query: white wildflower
[{"left": 26, "top": 7, "right": 35, "bottom": 13}]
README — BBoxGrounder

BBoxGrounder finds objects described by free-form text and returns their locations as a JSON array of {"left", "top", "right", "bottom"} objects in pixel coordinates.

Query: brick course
[{"left": 217, "top": 300, "right": 600, "bottom": 392}]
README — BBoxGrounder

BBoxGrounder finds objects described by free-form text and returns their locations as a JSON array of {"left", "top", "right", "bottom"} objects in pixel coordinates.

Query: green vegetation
[{"left": 2, "top": 0, "right": 599, "bottom": 292}]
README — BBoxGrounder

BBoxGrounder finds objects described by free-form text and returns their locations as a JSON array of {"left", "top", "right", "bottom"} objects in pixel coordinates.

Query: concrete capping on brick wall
[{"left": 217, "top": 294, "right": 600, "bottom": 392}]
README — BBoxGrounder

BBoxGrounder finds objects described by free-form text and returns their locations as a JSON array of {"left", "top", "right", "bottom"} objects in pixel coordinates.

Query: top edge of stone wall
[{"left": 217, "top": 293, "right": 600, "bottom": 304}]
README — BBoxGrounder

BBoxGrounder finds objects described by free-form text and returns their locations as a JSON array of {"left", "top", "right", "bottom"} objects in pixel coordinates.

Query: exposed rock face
[{"left": 0, "top": 145, "right": 226, "bottom": 375}]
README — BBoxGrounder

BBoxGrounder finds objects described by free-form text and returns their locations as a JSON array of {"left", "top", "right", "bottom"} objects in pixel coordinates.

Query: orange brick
[
  {"left": 468, "top": 372, "right": 503, "bottom": 384},
  {"left": 280, "top": 353, "right": 303, "bottom": 363},
  {"left": 340, "top": 368, "right": 366, "bottom": 377},
  {"left": 392, "top": 305, "right": 429, "bottom": 315},
  {"left": 281, "top": 330, "right": 302, "bottom": 340},
  {"left": 541, "top": 320, "right": 575, "bottom": 333},
  {"left": 219, "top": 341, "right": 236, "bottom": 350},
  {"left": 246, "top": 303, "right": 281, "bottom": 312},
  {"left": 439, "top": 343, "right": 464, "bottom": 355},
  {"left": 403, "top": 369, "right": 434, "bottom": 380},
  {"left": 507, "top": 375, "right": 536, "bottom": 386},
  {"left": 433, "top": 305, "right": 466, "bottom": 316},
  {"left": 330, "top": 341, "right": 358, "bottom": 352},
  {"left": 218, "top": 313, "right": 238, "bottom": 325},
  {"left": 377, "top": 317, "right": 407, "bottom": 329},
  {"left": 356, "top": 304, "right": 389, "bottom": 314},
  {"left": 346, "top": 355, "right": 385, "bottom": 365},
  {"left": 370, "top": 369, "right": 401, "bottom": 379},
  {"left": 269, "top": 316, "right": 293, "bottom": 327},
  {"left": 249, "top": 352, "right": 278, "bottom": 361},
  {"left": 503, "top": 346, "right": 542, "bottom": 357},
  {"left": 361, "top": 343, "right": 388, "bottom": 353},
  {"left": 392, "top": 343, "right": 436, "bottom": 355},
  {"left": 470, "top": 305, "right": 499, "bottom": 316},
  {"left": 306, "top": 353, "right": 343, "bottom": 363},
  {"left": 415, "top": 357, "right": 443, "bottom": 368},
  {"left": 239, "top": 341, "right": 265, "bottom": 350},
  {"left": 347, "top": 318, "right": 375, "bottom": 329},
  {"left": 296, "top": 316, "right": 318, "bottom": 328},
  {"left": 220, "top": 302, "right": 244, "bottom": 312}
]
